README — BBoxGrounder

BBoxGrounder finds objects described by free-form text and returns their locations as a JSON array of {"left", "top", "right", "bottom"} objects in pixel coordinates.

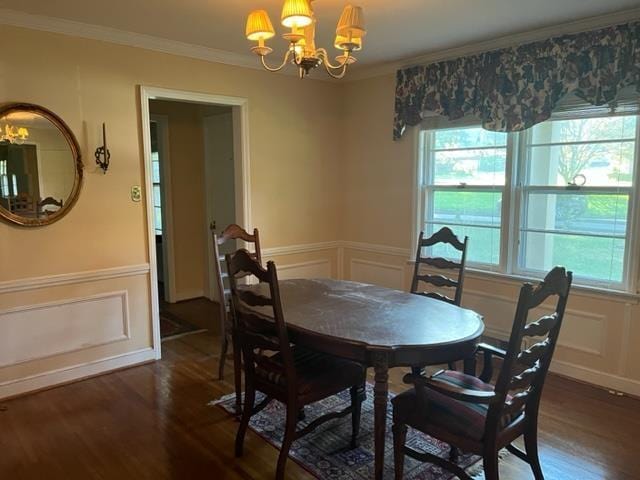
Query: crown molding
[
  {"left": 3, "top": 7, "right": 640, "bottom": 84},
  {"left": 0, "top": 8, "right": 276, "bottom": 75},
  {"left": 348, "top": 7, "right": 640, "bottom": 82}
]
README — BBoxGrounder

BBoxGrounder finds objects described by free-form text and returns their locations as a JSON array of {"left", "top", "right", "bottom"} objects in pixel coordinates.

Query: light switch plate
[{"left": 131, "top": 186, "right": 142, "bottom": 202}]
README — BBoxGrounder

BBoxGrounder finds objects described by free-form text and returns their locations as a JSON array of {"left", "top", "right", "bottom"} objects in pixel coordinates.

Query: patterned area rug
[{"left": 214, "top": 384, "right": 481, "bottom": 479}]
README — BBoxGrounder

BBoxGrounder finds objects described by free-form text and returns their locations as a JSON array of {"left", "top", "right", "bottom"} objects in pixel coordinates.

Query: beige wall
[{"left": 0, "top": 25, "right": 344, "bottom": 398}]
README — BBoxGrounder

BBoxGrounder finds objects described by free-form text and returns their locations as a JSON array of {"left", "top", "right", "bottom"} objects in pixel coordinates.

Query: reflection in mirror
[{"left": 0, "top": 104, "right": 82, "bottom": 226}]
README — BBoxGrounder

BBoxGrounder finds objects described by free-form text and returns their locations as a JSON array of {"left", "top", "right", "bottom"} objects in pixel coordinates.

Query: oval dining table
[{"left": 241, "top": 278, "right": 485, "bottom": 480}]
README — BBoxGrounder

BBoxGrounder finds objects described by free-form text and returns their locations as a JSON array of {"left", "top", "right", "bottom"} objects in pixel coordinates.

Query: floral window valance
[{"left": 393, "top": 21, "right": 640, "bottom": 140}]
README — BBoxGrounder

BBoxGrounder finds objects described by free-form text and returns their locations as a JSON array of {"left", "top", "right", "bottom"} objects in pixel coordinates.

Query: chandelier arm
[
  {"left": 316, "top": 48, "right": 353, "bottom": 70},
  {"left": 260, "top": 50, "right": 293, "bottom": 72},
  {"left": 323, "top": 61, "right": 349, "bottom": 79}
]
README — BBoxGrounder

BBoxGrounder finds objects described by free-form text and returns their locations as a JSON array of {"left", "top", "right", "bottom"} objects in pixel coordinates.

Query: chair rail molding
[
  {"left": 0, "top": 264, "right": 151, "bottom": 294},
  {"left": 262, "top": 241, "right": 342, "bottom": 257}
]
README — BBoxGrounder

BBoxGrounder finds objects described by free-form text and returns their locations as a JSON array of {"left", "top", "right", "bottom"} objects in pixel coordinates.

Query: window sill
[{"left": 406, "top": 259, "right": 640, "bottom": 303}]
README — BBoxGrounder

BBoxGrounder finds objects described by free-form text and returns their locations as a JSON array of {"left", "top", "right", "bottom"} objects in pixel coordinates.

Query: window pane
[
  {"left": 526, "top": 141, "right": 635, "bottom": 187},
  {"left": 432, "top": 191, "right": 502, "bottom": 227},
  {"left": 153, "top": 185, "right": 162, "bottom": 207},
  {"left": 429, "top": 222, "right": 500, "bottom": 265},
  {"left": 521, "top": 231, "right": 625, "bottom": 283},
  {"left": 154, "top": 206, "right": 162, "bottom": 233},
  {"left": 434, "top": 127, "right": 507, "bottom": 149},
  {"left": 524, "top": 193, "right": 628, "bottom": 237},
  {"left": 433, "top": 149, "right": 506, "bottom": 185},
  {"left": 529, "top": 116, "right": 636, "bottom": 144},
  {"left": 152, "top": 160, "right": 161, "bottom": 184}
]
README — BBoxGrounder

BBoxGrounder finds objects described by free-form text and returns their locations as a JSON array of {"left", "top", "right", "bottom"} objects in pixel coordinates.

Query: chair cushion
[
  {"left": 392, "top": 370, "right": 512, "bottom": 441},
  {"left": 255, "top": 347, "right": 364, "bottom": 396}
]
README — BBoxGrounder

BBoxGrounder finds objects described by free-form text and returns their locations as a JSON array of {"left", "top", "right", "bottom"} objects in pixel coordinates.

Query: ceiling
[{"left": 5, "top": 0, "right": 640, "bottom": 66}]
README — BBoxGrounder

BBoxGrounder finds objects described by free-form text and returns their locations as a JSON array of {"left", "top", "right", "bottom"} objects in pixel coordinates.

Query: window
[
  {"left": 423, "top": 128, "right": 507, "bottom": 267},
  {"left": 0, "top": 159, "right": 8, "bottom": 197},
  {"left": 420, "top": 113, "right": 639, "bottom": 291}
]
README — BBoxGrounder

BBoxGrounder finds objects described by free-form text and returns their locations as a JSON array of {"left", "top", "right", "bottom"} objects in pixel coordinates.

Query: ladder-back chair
[
  {"left": 393, "top": 266, "right": 573, "bottom": 480},
  {"left": 212, "top": 224, "right": 261, "bottom": 415},
  {"left": 411, "top": 227, "right": 468, "bottom": 306},
  {"left": 227, "top": 249, "right": 365, "bottom": 480}
]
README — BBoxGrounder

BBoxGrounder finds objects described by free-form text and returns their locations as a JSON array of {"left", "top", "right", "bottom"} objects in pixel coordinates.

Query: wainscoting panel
[
  {"left": 541, "top": 307, "right": 605, "bottom": 357},
  {"left": 349, "top": 259, "right": 405, "bottom": 290},
  {"left": 0, "top": 291, "right": 130, "bottom": 368},
  {"left": 274, "top": 260, "right": 332, "bottom": 280},
  {"left": 464, "top": 288, "right": 605, "bottom": 357}
]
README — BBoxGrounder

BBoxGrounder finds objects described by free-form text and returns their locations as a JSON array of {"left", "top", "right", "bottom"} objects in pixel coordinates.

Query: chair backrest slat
[
  {"left": 415, "top": 274, "right": 458, "bottom": 289},
  {"left": 236, "top": 289, "right": 273, "bottom": 307},
  {"left": 424, "top": 291, "right": 456, "bottom": 305},
  {"left": 217, "top": 224, "right": 262, "bottom": 263},
  {"left": 421, "top": 227, "right": 466, "bottom": 250},
  {"left": 523, "top": 314, "right": 558, "bottom": 337},
  {"left": 411, "top": 227, "right": 468, "bottom": 306},
  {"left": 503, "top": 391, "right": 530, "bottom": 417},
  {"left": 517, "top": 340, "right": 551, "bottom": 368},
  {"left": 509, "top": 365, "right": 539, "bottom": 390},
  {"left": 420, "top": 257, "right": 461, "bottom": 270}
]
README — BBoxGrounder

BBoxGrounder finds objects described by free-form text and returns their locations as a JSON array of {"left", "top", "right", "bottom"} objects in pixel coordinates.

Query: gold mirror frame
[{"left": 0, "top": 103, "right": 83, "bottom": 227}]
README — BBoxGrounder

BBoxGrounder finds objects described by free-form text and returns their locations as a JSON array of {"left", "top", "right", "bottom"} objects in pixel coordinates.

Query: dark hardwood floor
[
  {"left": 1, "top": 331, "right": 639, "bottom": 479},
  {"left": 159, "top": 295, "right": 219, "bottom": 332}
]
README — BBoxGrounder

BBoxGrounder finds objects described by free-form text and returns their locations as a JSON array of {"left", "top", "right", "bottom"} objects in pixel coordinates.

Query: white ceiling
[{"left": 5, "top": 0, "right": 640, "bottom": 66}]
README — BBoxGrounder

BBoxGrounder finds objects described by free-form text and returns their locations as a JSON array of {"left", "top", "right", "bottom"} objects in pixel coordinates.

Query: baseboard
[
  {"left": 0, "top": 348, "right": 155, "bottom": 400},
  {"left": 550, "top": 360, "right": 640, "bottom": 398}
]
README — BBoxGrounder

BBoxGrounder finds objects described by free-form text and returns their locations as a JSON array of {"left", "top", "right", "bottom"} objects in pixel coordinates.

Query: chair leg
[
  {"left": 235, "top": 381, "right": 255, "bottom": 457},
  {"left": 524, "top": 428, "right": 544, "bottom": 480},
  {"left": 232, "top": 334, "right": 242, "bottom": 416},
  {"left": 218, "top": 334, "right": 229, "bottom": 380},
  {"left": 392, "top": 423, "right": 407, "bottom": 480},
  {"left": 350, "top": 383, "right": 365, "bottom": 449},
  {"left": 482, "top": 451, "right": 500, "bottom": 480},
  {"left": 276, "top": 404, "right": 298, "bottom": 480}
]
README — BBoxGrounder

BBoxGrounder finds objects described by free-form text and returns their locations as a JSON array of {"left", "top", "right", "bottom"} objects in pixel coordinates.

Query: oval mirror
[{"left": 0, "top": 103, "right": 83, "bottom": 226}]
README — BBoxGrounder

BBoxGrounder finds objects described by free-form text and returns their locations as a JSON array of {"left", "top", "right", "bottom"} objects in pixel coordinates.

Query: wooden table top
[{"left": 246, "top": 278, "right": 484, "bottom": 351}]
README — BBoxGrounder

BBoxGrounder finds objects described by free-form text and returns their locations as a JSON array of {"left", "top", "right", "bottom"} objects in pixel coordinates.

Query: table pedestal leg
[{"left": 373, "top": 352, "right": 389, "bottom": 480}]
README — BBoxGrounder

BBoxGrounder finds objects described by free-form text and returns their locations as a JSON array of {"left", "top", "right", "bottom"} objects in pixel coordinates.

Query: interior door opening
[{"left": 141, "top": 88, "right": 250, "bottom": 356}]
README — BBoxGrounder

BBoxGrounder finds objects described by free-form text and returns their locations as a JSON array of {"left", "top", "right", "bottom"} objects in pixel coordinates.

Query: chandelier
[
  {"left": 245, "top": 0, "right": 366, "bottom": 79},
  {"left": 0, "top": 124, "right": 29, "bottom": 144}
]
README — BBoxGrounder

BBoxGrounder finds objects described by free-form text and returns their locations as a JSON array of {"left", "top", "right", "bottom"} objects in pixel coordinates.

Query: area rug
[
  {"left": 159, "top": 310, "right": 203, "bottom": 339},
  {"left": 212, "top": 384, "right": 482, "bottom": 479}
]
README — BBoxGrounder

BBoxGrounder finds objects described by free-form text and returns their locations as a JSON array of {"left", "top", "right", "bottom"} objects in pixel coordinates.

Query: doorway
[{"left": 140, "top": 87, "right": 251, "bottom": 359}]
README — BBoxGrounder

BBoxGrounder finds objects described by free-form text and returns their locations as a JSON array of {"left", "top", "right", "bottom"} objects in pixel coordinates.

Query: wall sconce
[{"left": 94, "top": 123, "right": 110, "bottom": 174}]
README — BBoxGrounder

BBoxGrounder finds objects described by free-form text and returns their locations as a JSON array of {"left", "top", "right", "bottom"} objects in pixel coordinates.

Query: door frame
[{"left": 140, "top": 86, "right": 252, "bottom": 360}]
